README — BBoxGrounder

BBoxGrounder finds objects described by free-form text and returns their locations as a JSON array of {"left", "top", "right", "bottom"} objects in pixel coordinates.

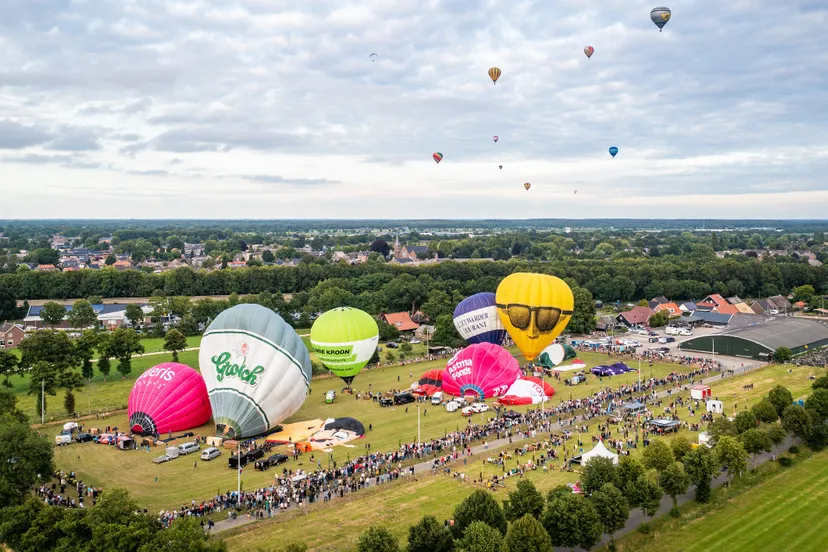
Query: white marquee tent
[{"left": 580, "top": 440, "right": 619, "bottom": 465}]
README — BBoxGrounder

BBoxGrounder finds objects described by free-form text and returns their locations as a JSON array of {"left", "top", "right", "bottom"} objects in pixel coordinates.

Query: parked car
[
  {"left": 177, "top": 442, "right": 201, "bottom": 455},
  {"left": 385, "top": 342, "right": 399, "bottom": 349},
  {"left": 393, "top": 391, "right": 415, "bottom": 405},
  {"left": 228, "top": 448, "right": 264, "bottom": 469},
  {"left": 648, "top": 337, "right": 660, "bottom": 343},
  {"left": 410, "top": 339, "right": 421, "bottom": 344},
  {"left": 254, "top": 453, "right": 288, "bottom": 471},
  {"left": 55, "top": 434, "right": 72, "bottom": 446},
  {"left": 75, "top": 433, "right": 94, "bottom": 443},
  {"left": 325, "top": 390, "right": 336, "bottom": 404},
  {"left": 200, "top": 447, "right": 221, "bottom": 461},
  {"left": 379, "top": 396, "right": 394, "bottom": 407}
]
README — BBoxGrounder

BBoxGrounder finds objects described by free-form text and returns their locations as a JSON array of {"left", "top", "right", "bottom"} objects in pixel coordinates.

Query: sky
[{"left": 1, "top": 0, "right": 827, "bottom": 219}]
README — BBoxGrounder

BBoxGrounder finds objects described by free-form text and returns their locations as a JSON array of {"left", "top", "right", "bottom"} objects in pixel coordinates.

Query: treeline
[{"left": 1, "top": 256, "right": 825, "bottom": 305}]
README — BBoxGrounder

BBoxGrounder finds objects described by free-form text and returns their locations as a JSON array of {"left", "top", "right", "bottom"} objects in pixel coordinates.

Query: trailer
[{"left": 690, "top": 385, "right": 711, "bottom": 401}]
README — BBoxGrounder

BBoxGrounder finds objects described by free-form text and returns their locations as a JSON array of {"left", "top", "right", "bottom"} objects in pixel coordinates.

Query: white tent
[{"left": 580, "top": 440, "right": 619, "bottom": 465}]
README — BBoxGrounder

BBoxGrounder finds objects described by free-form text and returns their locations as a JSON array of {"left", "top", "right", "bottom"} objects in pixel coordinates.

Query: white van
[
  {"left": 178, "top": 442, "right": 200, "bottom": 455},
  {"left": 445, "top": 401, "right": 460, "bottom": 413},
  {"left": 200, "top": 447, "right": 221, "bottom": 461},
  {"left": 431, "top": 392, "right": 443, "bottom": 406},
  {"left": 55, "top": 434, "right": 72, "bottom": 446}
]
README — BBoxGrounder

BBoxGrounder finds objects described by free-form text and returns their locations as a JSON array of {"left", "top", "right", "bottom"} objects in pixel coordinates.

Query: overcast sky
[{"left": 1, "top": 0, "right": 827, "bottom": 219}]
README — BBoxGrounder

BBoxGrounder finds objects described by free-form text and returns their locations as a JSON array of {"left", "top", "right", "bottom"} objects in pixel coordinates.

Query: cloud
[{"left": 0, "top": 0, "right": 827, "bottom": 217}]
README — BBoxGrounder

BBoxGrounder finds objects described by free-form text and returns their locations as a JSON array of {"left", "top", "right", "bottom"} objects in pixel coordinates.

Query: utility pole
[
  {"left": 237, "top": 441, "right": 241, "bottom": 497},
  {"left": 417, "top": 404, "right": 421, "bottom": 444},
  {"left": 41, "top": 380, "right": 45, "bottom": 425}
]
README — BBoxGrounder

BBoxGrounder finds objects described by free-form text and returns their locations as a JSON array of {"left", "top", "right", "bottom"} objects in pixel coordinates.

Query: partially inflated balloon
[
  {"left": 495, "top": 273, "right": 574, "bottom": 361},
  {"left": 128, "top": 363, "right": 211, "bottom": 436},
  {"left": 650, "top": 7, "right": 671, "bottom": 31},
  {"left": 310, "top": 307, "right": 378, "bottom": 387},
  {"left": 199, "top": 304, "right": 311, "bottom": 439},
  {"left": 453, "top": 292, "right": 507, "bottom": 346},
  {"left": 488, "top": 67, "right": 501, "bottom": 84},
  {"left": 433, "top": 152, "right": 443, "bottom": 164},
  {"left": 609, "top": 146, "right": 618, "bottom": 158},
  {"left": 499, "top": 376, "right": 555, "bottom": 405},
  {"left": 441, "top": 343, "right": 520, "bottom": 400},
  {"left": 538, "top": 343, "right": 577, "bottom": 368}
]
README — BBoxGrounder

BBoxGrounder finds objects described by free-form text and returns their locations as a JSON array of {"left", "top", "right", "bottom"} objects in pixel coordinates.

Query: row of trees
[
  {"left": 0, "top": 253, "right": 824, "bottom": 308},
  {"left": 344, "top": 379, "right": 828, "bottom": 552}
]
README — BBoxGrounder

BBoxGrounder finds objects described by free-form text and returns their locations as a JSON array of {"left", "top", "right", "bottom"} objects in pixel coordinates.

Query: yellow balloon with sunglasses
[{"left": 495, "top": 273, "right": 574, "bottom": 362}]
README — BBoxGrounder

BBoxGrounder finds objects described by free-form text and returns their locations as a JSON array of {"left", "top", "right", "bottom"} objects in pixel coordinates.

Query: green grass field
[{"left": 617, "top": 448, "right": 828, "bottom": 552}]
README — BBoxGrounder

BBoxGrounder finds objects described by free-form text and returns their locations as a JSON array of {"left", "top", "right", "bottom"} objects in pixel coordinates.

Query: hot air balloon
[
  {"left": 609, "top": 146, "right": 619, "bottom": 158},
  {"left": 453, "top": 292, "right": 507, "bottom": 346},
  {"left": 574, "top": 190, "right": 578, "bottom": 194},
  {"left": 310, "top": 307, "right": 378, "bottom": 388},
  {"left": 369, "top": 53, "right": 378, "bottom": 61},
  {"left": 441, "top": 343, "right": 521, "bottom": 400},
  {"left": 650, "top": 7, "right": 671, "bottom": 31},
  {"left": 493, "top": 136, "right": 499, "bottom": 143},
  {"left": 584, "top": 46, "right": 594, "bottom": 59},
  {"left": 524, "top": 182, "right": 531, "bottom": 191},
  {"left": 433, "top": 152, "right": 443, "bottom": 164},
  {"left": 199, "top": 304, "right": 311, "bottom": 439},
  {"left": 498, "top": 376, "right": 555, "bottom": 406},
  {"left": 412, "top": 369, "right": 443, "bottom": 396},
  {"left": 495, "top": 272, "right": 574, "bottom": 362},
  {"left": 488, "top": 67, "right": 501, "bottom": 84},
  {"left": 538, "top": 343, "right": 577, "bottom": 369},
  {"left": 128, "top": 363, "right": 211, "bottom": 436},
  {"left": 499, "top": 165, "right": 503, "bottom": 169}
]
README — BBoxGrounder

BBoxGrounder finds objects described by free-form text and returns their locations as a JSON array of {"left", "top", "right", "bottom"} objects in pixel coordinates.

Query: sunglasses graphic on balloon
[{"left": 495, "top": 303, "right": 573, "bottom": 335}]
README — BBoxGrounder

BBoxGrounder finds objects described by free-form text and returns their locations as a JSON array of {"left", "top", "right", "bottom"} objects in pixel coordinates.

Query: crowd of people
[{"left": 35, "top": 471, "right": 103, "bottom": 509}]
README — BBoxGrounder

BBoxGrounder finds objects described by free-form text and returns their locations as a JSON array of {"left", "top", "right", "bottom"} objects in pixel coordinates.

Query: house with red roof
[
  {"left": 700, "top": 294, "right": 739, "bottom": 315},
  {"left": 615, "top": 306, "right": 652, "bottom": 327},
  {"left": 653, "top": 302, "right": 681, "bottom": 316},
  {"left": 380, "top": 312, "right": 420, "bottom": 332}
]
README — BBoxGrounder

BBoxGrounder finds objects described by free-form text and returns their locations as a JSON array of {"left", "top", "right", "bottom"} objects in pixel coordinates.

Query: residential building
[
  {"left": 699, "top": 294, "right": 739, "bottom": 315},
  {"left": 647, "top": 296, "right": 670, "bottom": 309},
  {"left": 616, "top": 306, "right": 653, "bottom": 327},
  {"left": 380, "top": 312, "right": 420, "bottom": 332},
  {"left": 184, "top": 243, "right": 205, "bottom": 256},
  {"left": 36, "top": 264, "right": 58, "bottom": 272},
  {"left": 0, "top": 323, "right": 25, "bottom": 348},
  {"left": 23, "top": 304, "right": 153, "bottom": 330},
  {"left": 679, "top": 301, "right": 697, "bottom": 313},
  {"left": 653, "top": 302, "right": 681, "bottom": 316},
  {"left": 732, "top": 302, "right": 756, "bottom": 314},
  {"left": 768, "top": 295, "right": 792, "bottom": 312}
]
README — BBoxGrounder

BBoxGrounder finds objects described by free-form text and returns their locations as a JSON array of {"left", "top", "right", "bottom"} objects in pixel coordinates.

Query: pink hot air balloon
[
  {"left": 584, "top": 46, "right": 594, "bottom": 59},
  {"left": 497, "top": 376, "right": 555, "bottom": 406},
  {"left": 128, "top": 363, "right": 212, "bottom": 436},
  {"left": 441, "top": 343, "right": 521, "bottom": 400}
]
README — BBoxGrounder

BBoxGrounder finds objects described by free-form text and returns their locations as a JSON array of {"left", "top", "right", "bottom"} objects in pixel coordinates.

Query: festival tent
[
  {"left": 497, "top": 376, "right": 555, "bottom": 405},
  {"left": 580, "top": 440, "right": 618, "bottom": 465}
]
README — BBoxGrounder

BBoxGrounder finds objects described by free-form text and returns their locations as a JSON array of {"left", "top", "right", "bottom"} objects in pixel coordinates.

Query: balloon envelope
[
  {"left": 310, "top": 307, "right": 379, "bottom": 386},
  {"left": 609, "top": 146, "right": 619, "bottom": 157},
  {"left": 584, "top": 46, "right": 594, "bottom": 58},
  {"left": 413, "top": 369, "right": 443, "bottom": 396},
  {"left": 128, "top": 363, "right": 211, "bottom": 436},
  {"left": 493, "top": 136, "right": 499, "bottom": 143},
  {"left": 488, "top": 67, "right": 501, "bottom": 84},
  {"left": 524, "top": 182, "right": 531, "bottom": 191},
  {"left": 538, "top": 343, "right": 577, "bottom": 368},
  {"left": 498, "top": 376, "right": 555, "bottom": 405},
  {"left": 433, "top": 152, "right": 443, "bottom": 163},
  {"left": 650, "top": 7, "right": 671, "bottom": 30},
  {"left": 441, "top": 343, "right": 521, "bottom": 400},
  {"left": 199, "top": 304, "right": 311, "bottom": 439},
  {"left": 453, "top": 292, "right": 507, "bottom": 346},
  {"left": 495, "top": 273, "right": 574, "bottom": 362}
]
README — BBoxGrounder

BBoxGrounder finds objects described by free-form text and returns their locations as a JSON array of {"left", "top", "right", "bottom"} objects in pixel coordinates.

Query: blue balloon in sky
[
  {"left": 609, "top": 146, "right": 619, "bottom": 158},
  {"left": 453, "top": 292, "right": 507, "bottom": 346}
]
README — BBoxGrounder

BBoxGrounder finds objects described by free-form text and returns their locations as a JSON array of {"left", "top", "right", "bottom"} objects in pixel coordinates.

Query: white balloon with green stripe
[{"left": 199, "top": 303, "right": 311, "bottom": 439}]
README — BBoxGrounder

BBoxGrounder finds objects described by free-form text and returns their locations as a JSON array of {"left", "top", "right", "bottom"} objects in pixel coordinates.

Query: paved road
[{"left": 211, "top": 361, "right": 772, "bottom": 535}]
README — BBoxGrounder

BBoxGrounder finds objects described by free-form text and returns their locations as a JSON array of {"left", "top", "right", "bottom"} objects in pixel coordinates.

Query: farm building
[{"left": 678, "top": 317, "right": 828, "bottom": 360}]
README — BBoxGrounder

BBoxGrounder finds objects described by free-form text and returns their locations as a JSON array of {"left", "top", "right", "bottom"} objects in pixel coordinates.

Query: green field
[{"left": 618, "top": 448, "right": 828, "bottom": 552}]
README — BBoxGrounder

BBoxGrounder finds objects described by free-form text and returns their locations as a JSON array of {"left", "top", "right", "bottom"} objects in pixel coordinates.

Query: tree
[
  {"left": 503, "top": 514, "right": 553, "bottom": 552},
  {"left": 670, "top": 436, "right": 693, "bottom": 462},
  {"left": 805, "top": 388, "right": 828, "bottom": 420},
  {"left": 63, "top": 389, "right": 76, "bottom": 417},
  {"left": 399, "top": 342, "right": 413, "bottom": 354},
  {"left": 385, "top": 351, "right": 396, "bottom": 364},
  {"left": 765, "top": 424, "right": 787, "bottom": 446},
  {"left": 370, "top": 239, "right": 391, "bottom": 257},
  {"left": 581, "top": 456, "right": 619, "bottom": 495},
  {"left": 18, "top": 330, "right": 82, "bottom": 413},
  {"left": 407, "top": 515, "right": 453, "bottom": 552},
  {"left": 648, "top": 310, "right": 669, "bottom": 328},
  {"left": 774, "top": 347, "right": 792, "bottom": 363},
  {"left": 617, "top": 456, "right": 646, "bottom": 503},
  {"left": 125, "top": 304, "right": 145, "bottom": 328},
  {"left": 715, "top": 436, "right": 748, "bottom": 483},
  {"left": 139, "top": 517, "right": 228, "bottom": 552},
  {"left": 452, "top": 489, "right": 507, "bottom": 538},
  {"left": 377, "top": 320, "right": 400, "bottom": 342},
  {"left": 781, "top": 404, "right": 813, "bottom": 440},
  {"left": 734, "top": 411, "right": 758, "bottom": 434},
  {"left": 792, "top": 284, "right": 816, "bottom": 303},
  {"left": 707, "top": 416, "right": 737, "bottom": 445},
  {"left": 356, "top": 525, "right": 399, "bottom": 552},
  {"left": 812, "top": 375, "right": 828, "bottom": 391},
  {"left": 39, "top": 301, "right": 67, "bottom": 328},
  {"left": 738, "top": 429, "right": 773, "bottom": 468},
  {"left": 768, "top": 385, "right": 794, "bottom": 417},
  {"left": 642, "top": 440, "right": 674, "bottom": 473},
  {"left": 0, "top": 285, "right": 18, "bottom": 321},
  {"left": 0, "top": 348, "right": 19, "bottom": 387},
  {"left": 432, "top": 314, "right": 465, "bottom": 347},
  {"left": 751, "top": 398, "right": 779, "bottom": 424},
  {"left": 683, "top": 445, "right": 718, "bottom": 503},
  {"left": 163, "top": 329, "right": 188, "bottom": 362},
  {"left": 0, "top": 404, "right": 54, "bottom": 506},
  {"left": 568, "top": 287, "right": 596, "bottom": 335},
  {"left": 75, "top": 330, "right": 99, "bottom": 380},
  {"left": 108, "top": 327, "right": 145, "bottom": 378},
  {"left": 456, "top": 521, "right": 503, "bottom": 552},
  {"left": 503, "top": 479, "right": 545, "bottom": 521},
  {"left": 590, "top": 483, "right": 629, "bottom": 547},
  {"left": 68, "top": 299, "right": 98, "bottom": 330},
  {"left": 659, "top": 462, "right": 690, "bottom": 515},
  {"left": 541, "top": 492, "right": 603, "bottom": 551},
  {"left": 631, "top": 475, "right": 663, "bottom": 524},
  {"left": 261, "top": 249, "right": 275, "bottom": 263},
  {"left": 96, "top": 333, "right": 112, "bottom": 381}
]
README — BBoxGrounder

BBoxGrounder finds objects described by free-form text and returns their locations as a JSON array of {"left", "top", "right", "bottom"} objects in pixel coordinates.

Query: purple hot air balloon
[
  {"left": 441, "top": 343, "right": 521, "bottom": 400},
  {"left": 128, "top": 363, "right": 212, "bottom": 436},
  {"left": 453, "top": 292, "right": 507, "bottom": 345}
]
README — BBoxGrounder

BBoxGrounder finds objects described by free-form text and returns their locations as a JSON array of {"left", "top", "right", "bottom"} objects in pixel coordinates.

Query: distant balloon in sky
[
  {"left": 524, "top": 182, "right": 531, "bottom": 191},
  {"left": 650, "top": 7, "right": 671, "bottom": 31},
  {"left": 499, "top": 165, "right": 503, "bottom": 170},
  {"left": 128, "top": 363, "right": 211, "bottom": 436},
  {"left": 369, "top": 53, "right": 377, "bottom": 61},
  {"left": 574, "top": 190, "right": 578, "bottom": 194},
  {"left": 199, "top": 304, "right": 311, "bottom": 439},
  {"left": 433, "top": 152, "right": 443, "bottom": 164},
  {"left": 488, "top": 67, "right": 501, "bottom": 84},
  {"left": 584, "top": 46, "right": 594, "bottom": 59},
  {"left": 609, "top": 146, "right": 619, "bottom": 158},
  {"left": 493, "top": 136, "right": 499, "bottom": 143}
]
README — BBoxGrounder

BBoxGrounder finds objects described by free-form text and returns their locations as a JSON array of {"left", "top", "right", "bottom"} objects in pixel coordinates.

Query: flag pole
[{"left": 237, "top": 441, "right": 241, "bottom": 497}]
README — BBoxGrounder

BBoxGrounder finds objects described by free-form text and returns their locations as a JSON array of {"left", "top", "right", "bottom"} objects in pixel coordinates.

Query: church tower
[{"left": 393, "top": 235, "right": 401, "bottom": 258}]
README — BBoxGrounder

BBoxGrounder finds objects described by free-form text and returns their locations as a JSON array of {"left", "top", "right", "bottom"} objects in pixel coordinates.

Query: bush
[
  {"left": 788, "top": 445, "right": 800, "bottom": 455},
  {"left": 778, "top": 457, "right": 793, "bottom": 467}
]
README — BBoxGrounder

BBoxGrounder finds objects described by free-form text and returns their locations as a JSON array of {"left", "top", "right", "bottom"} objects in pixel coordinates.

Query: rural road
[{"left": 211, "top": 362, "right": 776, "bottom": 538}]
